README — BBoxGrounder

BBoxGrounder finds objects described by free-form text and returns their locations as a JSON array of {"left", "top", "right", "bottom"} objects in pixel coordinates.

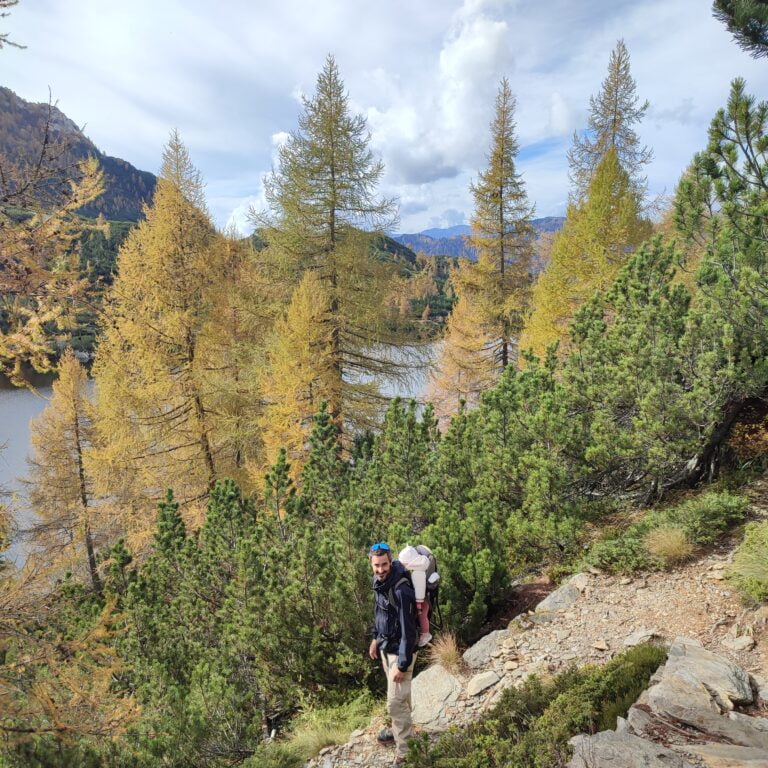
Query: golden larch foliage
[{"left": 520, "top": 149, "right": 652, "bottom": 359}]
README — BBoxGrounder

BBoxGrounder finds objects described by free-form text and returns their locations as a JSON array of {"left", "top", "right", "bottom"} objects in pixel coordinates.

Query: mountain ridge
[
  {"left": 393, "top": 216, "right": 565, "bottom": 259},
  {"left": 0, "top": 86, "right": 156, "bottom": 221}
]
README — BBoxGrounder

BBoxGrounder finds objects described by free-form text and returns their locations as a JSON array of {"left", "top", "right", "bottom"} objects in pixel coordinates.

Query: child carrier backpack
[{"left": 389, "top": 545, "right": 443, "bottom": 631}]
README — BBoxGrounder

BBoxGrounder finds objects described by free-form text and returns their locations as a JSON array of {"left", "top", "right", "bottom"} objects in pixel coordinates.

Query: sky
[{"left": 3, "top": 0, "right": 767, "bottom": 234}]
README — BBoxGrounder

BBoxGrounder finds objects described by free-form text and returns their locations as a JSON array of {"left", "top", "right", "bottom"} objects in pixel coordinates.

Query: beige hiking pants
[{"left": 381, "top": 651, "right": 417, "bottom": 759}]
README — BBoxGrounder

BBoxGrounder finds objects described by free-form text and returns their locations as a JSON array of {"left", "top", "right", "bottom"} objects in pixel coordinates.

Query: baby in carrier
[{"left": 398, "top": 544, "right": 438, "bottom": 647}]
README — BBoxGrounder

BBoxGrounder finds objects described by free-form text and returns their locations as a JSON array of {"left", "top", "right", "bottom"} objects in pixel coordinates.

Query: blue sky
[{"left": 3, "top": 0, "right": 767, "bottom": 233}]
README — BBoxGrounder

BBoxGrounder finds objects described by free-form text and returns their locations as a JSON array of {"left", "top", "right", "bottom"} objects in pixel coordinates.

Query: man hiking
[{"left": 368, "top": 542, "right": 418, "bottom": 766}]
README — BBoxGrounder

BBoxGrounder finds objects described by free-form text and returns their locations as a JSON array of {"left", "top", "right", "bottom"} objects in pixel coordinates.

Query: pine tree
[
  {"left": 567, "top": 39, "right": 652, "bottom": 201},
  {"left": 672, "top": 78, "right": 768, "bottom": 483},
  {"left": 521, "top": 148, "right": 652, "bottom": 358},
  {"left": 351, "top": 398, "right": 440, "bottom": 539},
  {"left": 562, "top": 238, "right": 696, "bottom": 501},
  {"left": 25, "top": 349, "right": 102, "bottom": 592},
  {"left": 713, "top": 0, "right": 768, "bottom": 58},
  {"left": 261, "top": 54, "right": 400, "bottom": 448},
  {"left": 297, "top": 402, "right": 347, "bottom": 519}
]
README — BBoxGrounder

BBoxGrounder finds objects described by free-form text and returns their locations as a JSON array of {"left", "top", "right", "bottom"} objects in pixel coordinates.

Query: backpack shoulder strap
[{"left": 387, "top": 576, "right": 411, "bottom": 611}]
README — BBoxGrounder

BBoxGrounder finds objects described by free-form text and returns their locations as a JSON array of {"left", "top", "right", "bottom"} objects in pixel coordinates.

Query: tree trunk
[
  {"left": 663, "top": 397, "right": 749, "bottom": 494},
  {"left": 73, "top": 410, "right": 101, "bottom": 595}
]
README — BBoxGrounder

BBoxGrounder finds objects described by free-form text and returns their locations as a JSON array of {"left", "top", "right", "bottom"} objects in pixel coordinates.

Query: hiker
[
  {"left": 398, "top": 544, "right": 434, "bottom": 647},
  {"left": 368, "top": 542, "right": 418, "bottom": 766}
]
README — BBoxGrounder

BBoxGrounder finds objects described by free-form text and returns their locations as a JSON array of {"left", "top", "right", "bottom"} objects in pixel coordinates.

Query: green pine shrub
[
  {"left": 670, "top": 492, "right": 749, "bottom": 544},
  {"left": 728, "top": 520, "right": 768, "bottom": 602},
  {"left": 406, "top": 643, "right": 666, "bottom": 768},
  {"left": 586, "top": 531, "right": 651, "bottom": 573},
  {"left": 585, "top": 492, "right": 748, "bottom": 573}
]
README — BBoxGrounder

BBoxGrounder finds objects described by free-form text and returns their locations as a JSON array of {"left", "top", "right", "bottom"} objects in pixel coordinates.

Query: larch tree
[
  {"left": 92, "top": 132, "right": 235, "bottom": 547},
  {"left": 1, "top": 126, "right": 103, "bottom": 382},
  {"left": 260, "top": 270, "right": 335, "bottom": 475},
  {"left": 259, "top": 54, "right": 400, "bottom": 452},
  {"left": 196, "top": 229, "right": 268, "bottom": 488},
  {"left": 468, "top": 78, "right": 535, "bottom": 368},
  {"left": 25, "top": 349, "right": 101, "bottom": 592},
  {"left": 0, "top": 0, "right": 22, "bottom": 50},
  {"left": 428, "top": 273, "right": 498, "bottom": 421},
  {"left": 430, "top": 79, "right": 534, "bottom": 416},
  {"left": 567, "top": 39, "right": 652, "bottom": 202},
  {"left": 521, "top": 148, "right": 652, "bottom": 358}
]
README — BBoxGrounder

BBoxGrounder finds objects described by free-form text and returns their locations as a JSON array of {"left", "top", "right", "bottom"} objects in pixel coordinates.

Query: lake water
[
  {"left": 0, "top": 344, "right": 435, "bottom": 566},
  {"left": 0, "top": 382, "right": 52, "bottom": 566}
]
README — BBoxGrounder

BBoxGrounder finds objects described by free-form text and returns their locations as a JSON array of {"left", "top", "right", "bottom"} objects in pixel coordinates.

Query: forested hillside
[
  {"left": 0, "top": 86, "right": 156, "bottom": 220},
  {"left": 2, "top": 4, "right": 768, "bottom": 768}
]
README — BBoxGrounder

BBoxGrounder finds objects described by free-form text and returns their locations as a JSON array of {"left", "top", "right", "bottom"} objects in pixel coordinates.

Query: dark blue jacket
[{"left": 372, "top": 560, "right": 418, "bottom": 672}]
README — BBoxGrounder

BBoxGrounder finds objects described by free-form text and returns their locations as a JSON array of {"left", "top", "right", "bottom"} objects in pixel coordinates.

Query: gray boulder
[
  {"left": 675, "top": 743, "right": 768, "bottom": 767},
  {"left": 568, "top": 731, "right": 694, "bottom": 768},
  {"left": 462, "top": 629, "right": 509, "bottom": 669},
  {"left": 638, "top": 638, "right": 768, "bottom": 750},
  {"left": 665, "top": 637, "right": 753, "bottom": 709},
  {"left": 411, "top": 664, "right": 462, "bottom": 730},
  {"left": 535, "top": 580, "right": 581, "bottom": 614},
  {"left": 466, "top": 670, "right": 499, "bottom": 697}
]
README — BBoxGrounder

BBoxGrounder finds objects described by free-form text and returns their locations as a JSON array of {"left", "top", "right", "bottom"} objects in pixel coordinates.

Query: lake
[{"left": 0, "top": 381, "right": 52, "bottom": 566}]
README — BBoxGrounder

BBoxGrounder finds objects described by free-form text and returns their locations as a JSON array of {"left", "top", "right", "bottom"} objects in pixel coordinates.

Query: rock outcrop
[{"left": 568, "top": 637, "right": 768, "bottom": 768}]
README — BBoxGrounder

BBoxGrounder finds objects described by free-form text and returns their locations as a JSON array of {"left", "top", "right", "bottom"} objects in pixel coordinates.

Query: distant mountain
[
  {"left": 420, "top": 224, "right": 471, "bottom": 239},
  {"left": 0, "top": 87, "right": 156, "bottom": 221},
  {"left": 394, "top": 217, "right": 565, "bottom": 260}
]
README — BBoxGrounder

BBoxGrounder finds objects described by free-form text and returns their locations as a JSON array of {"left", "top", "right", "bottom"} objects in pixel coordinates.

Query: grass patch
[
  {"left": 246, "top": 691, "right": 378, "bottom": 767},
  {"left": 644, "top": 525, "right": 693, "bottom": 566},
  {"left": 406, "top": 643, "right": 666, "bottom": 768},
  {"left": 428, "top": 631, "right": 464, "bottom": 674},
  {"left": 728, "top": 520, "right": 768, "bottom": 602},
  {"left": 585, "top": 491, "right": 748, "bottom": 574}
]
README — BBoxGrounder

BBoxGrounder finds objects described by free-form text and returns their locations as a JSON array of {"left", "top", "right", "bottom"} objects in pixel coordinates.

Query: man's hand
[
  {"left": 391, "top": 666, "right": 405, "bottom": 683},
  {"left": 369, "top": 639, "right": 378, "bottom": 659}
]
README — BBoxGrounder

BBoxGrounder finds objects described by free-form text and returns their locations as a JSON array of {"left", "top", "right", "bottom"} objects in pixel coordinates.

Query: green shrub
[
  {"left": 586, "top": 532, "right": 650, "bottom": 573},
  {"left": 728, "top": 520, "right": 768, "bottom": 602},
  {"left": 406, "top": 644, "right": 666, "bottom": 767},
  {"left": 585, "top": 492, "right": 748, "bottom": 574},
  {"left": 244, "top": 692, "right": 377, "bottom": 767},
  {"left": 671, "top": 492, "right": 748, "bottom": 544}
]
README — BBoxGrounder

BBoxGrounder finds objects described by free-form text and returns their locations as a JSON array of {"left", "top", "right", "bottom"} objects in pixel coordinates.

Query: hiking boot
[
  {"left": 418, "top": 632, "right": 432, "bottom": 647},
  {"left": 376, "top": 727, "right": 395, "bottom": 745}
]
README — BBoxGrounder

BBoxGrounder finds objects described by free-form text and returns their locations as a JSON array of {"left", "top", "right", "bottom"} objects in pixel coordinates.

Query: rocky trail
[{"left": 309, "top": 487, "right": 768, "bottom": 767}]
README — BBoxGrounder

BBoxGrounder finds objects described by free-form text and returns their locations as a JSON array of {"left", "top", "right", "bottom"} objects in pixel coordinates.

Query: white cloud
[
  {"left": 3, "top": 0, "right": 767, "bottom": 232},
  {"left": 548, "top": 93, "right": 572, "bottom": 136},
  {"left": 225, "top": 196, "right": 262, "bottom": 236}
]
